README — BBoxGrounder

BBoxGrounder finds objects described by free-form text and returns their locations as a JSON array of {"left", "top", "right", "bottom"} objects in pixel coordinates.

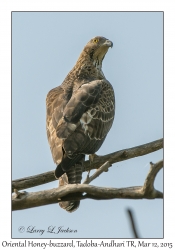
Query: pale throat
[
  {"left": 93, "top": 58, "right": 102, "bottom": 70},
  {"left": 92, "top": 47, "right": 108, "bottom": 77},
  {"left": 93, "top": 57, "right": 105, "bottom": 78}
]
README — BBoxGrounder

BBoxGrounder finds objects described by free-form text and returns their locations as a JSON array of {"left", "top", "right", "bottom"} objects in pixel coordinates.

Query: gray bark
[
  {"left": 12, "top": 138, "right": 163, "bottom": 192},
  {"left": 12, "top": 160, "right": 163, "bottom": 211}
]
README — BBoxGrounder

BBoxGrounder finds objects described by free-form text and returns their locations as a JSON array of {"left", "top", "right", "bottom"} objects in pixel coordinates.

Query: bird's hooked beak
[{"left": 103, "top": 39, "right": 113, "bottom": 48}]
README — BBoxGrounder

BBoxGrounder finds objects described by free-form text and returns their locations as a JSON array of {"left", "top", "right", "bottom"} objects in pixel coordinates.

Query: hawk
[{"left": 46, "top": 36, "right": 115, "bottom": 212}]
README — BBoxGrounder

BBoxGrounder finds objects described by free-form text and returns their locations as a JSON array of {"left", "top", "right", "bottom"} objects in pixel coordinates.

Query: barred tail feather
[{"left": 58, "top": 157, "right": 84, "bottom": 213}]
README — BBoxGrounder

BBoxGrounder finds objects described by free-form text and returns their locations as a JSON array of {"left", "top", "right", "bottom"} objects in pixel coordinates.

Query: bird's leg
[
  {"left": 84, "top": 154, "right": 98, "bottom": 183},
  {"left": 89, "top": 153, "right": 99, "bottom": 168},
  {"left": 89, "top": 153, "right": 98, "bottom": 173},
  {"left": 89, "top": 154, "right": 95, "bottom": 169}
]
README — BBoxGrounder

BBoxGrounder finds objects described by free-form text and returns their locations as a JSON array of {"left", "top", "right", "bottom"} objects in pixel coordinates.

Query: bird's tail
[{"left": 58, "top": 157, "right": 84, "bottom": 212}]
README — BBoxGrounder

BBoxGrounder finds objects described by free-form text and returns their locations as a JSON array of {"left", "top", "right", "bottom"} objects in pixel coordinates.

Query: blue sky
[{"left": 12, "top": 12, "right": 163, "bottom": 238}]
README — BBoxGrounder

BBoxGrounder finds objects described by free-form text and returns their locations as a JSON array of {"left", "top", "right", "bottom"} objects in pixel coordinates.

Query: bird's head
[{"left": 84, "top": 36, "right": 113, "bottom": 62}]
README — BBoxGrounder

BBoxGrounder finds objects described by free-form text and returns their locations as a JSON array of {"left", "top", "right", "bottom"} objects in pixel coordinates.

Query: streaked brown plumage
[{"left": 46, "top": 36, "right": 115, "bottom": 212}]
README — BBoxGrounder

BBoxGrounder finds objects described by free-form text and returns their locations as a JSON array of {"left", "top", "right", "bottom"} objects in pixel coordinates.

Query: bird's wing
[
  {"left": 83, "top": 79, "right": 115, "bottom": 140},
  {"left": 46, "top": 79, "right": 115, "bottom": 166},
  {"left": 56, "top": 79, "right": 115, "bottom": 141},
  {"left": 46, "top": 86, "right": 66, "bottom": 164},
  {"left": 63, "top": 80, "right": 103, "bottom": 123}
]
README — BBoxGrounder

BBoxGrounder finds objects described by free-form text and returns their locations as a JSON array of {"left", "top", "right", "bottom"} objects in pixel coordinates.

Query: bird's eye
[{"left": 93, "top": 38, "right": 99, "bottom": 43}]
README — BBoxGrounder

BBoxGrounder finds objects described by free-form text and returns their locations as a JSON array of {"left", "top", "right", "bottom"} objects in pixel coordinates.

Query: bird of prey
[{"left": 46, "top": 36, "right": 115, "bottom": 212}]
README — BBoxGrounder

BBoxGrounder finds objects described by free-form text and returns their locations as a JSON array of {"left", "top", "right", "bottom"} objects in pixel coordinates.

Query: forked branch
[
  {"left": 12, "top": 160, "right": 163, "bottom": 211},
  {"left": 12, "top": 138, "right": 163, "bottom": 192}
]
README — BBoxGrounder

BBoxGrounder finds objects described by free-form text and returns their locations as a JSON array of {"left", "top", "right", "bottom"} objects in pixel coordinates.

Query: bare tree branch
[
  {"left": 126, "top": 208, "right": 140, "bottom": 238},
  {"left": 12, "top": 159, "right": 163, "bottom": 211},
  {"left": 83, "top": 161, "right": 111, "bottom": 184},
  {"left": 142, "top": 160, "right": 163, "bottom": 198},
  {"left": 12, "top": 138, "right": 163, "bottom": 192}
]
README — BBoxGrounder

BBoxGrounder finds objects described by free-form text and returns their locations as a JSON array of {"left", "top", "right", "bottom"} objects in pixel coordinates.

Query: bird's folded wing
[
  {"left": 56, "top": 79, "right": 115, "bottom": 141},
  {"left": 63, "top": 80, "right": 103, "bottom": 123}
]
